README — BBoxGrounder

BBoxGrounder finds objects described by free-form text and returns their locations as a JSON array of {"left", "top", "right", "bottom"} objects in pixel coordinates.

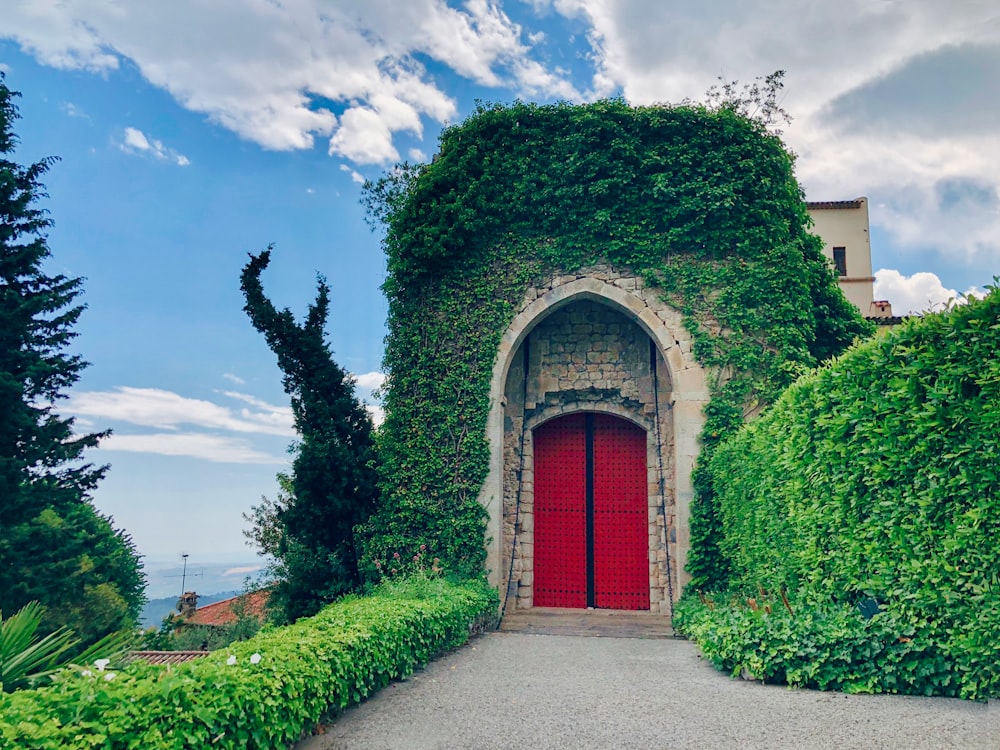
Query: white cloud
[
  {"left": 219, "top": 390, "right": 295, "bottom": 433},
  {"left": 222, "top": 373, "right": 246, "bottom": 386},
  {"left": 353, "top": 371, "right": 386, "bottom": 394},
  {"left": 101, "top": 432, "right": 286, "bottom": 464},
  {"left": 408, "top": 148, "right": 427, "bottom": 162},
  {"left": 121, "top": 126, "right": 190, "bottom": 166},
  {"left": 352, "top": 372, "right": 386, "bottom": 426},
  {"left": 69, "top": 386, "right": 294, "bottom": 436},
  {"left": 62, "top": 101, "right": 88, "bottom": 118},
  {"left": 329, "top": 107, "right": 401, "bottom": 164},
  {"left": 366, "top": 404, "right": 386, "bottom": 427},
  {"left": 339, "top": 164, "right": 366, "bottom": 185},
  {"left": 1, "top": 0, "right": 577, "bottom": 163},
  {"left": 873, "top": 269, "right": 985, "bottom": 315}
]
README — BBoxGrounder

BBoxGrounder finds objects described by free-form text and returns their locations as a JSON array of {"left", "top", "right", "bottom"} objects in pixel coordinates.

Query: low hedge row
[
  {"left": 1, "top": 577, "right": 498, "bottom": 749},
  {"left": 675, "top": 593, "right": 1000, "bottom": 700}
]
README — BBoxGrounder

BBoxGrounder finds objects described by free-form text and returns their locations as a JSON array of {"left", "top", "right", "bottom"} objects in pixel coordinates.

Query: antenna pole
[{"left": 180, "top": 553, "right": 189, "bottom": 598}]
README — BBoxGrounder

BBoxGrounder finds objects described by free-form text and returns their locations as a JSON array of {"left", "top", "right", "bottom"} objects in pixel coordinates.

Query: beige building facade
[{"left": 807, "top": 197, "right": 889, "bottom": 317}]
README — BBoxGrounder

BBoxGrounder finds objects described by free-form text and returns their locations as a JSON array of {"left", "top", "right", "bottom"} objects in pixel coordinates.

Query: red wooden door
[
  {"left": 533, "top": 413, "right": 587, "bottom": 607},
  {"left": 533, "top": 413, "right": 649, "bottom": 610},
  {"left": 593, "top": 414, "right": 650, "bottom": 610}
]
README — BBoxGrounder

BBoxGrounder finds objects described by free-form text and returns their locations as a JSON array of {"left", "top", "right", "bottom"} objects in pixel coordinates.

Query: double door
[{"left": 533, "top": 412, "right": 649, "bottom": 610}]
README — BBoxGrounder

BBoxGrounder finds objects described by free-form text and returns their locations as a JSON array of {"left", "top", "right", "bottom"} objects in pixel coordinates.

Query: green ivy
[
  {"left": 0, "top": 578, "right": 498, "bottom": 749},
  {"left": 360, "top": 99, "right": 870, "bottom": 587},
  {"left": 674, "top": 593, "right": 962, "bottom": 697},
  {"left": 699, "top": 285, "right": 1000, "bottom": 699}
]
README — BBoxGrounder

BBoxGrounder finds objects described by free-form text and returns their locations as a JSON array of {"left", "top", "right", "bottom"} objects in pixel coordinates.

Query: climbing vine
[{"left": 360, "top": 98, "right": 871, "bottom": 587}]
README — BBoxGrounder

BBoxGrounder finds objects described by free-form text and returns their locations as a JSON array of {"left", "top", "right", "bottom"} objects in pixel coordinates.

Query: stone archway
[{"left": 479, "top": 266, "right": 710, "bottom": 613}]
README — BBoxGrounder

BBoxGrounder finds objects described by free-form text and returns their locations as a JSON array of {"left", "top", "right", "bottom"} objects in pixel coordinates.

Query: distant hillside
[
  {"left": 143, "top": 559, "right": 270, "bottom": 600},
  {"left": 140, "top": 558, "right": 272, "bottom": 629}
]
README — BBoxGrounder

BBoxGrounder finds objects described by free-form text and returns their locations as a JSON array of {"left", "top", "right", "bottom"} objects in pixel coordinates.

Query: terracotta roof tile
[
  {"left": 128, "top": 650, "right": 209, "bottom": 665},
  {"left": 184, "top": 589, "right": 270, "bottom": 628},
  {"left": 806, "top": 199, "right": 865, "bottom": 210}
]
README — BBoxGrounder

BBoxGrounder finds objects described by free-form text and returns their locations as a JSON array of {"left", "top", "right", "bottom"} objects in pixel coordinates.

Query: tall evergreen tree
[
  {"left": 241, "top": 247, "right": 379, "bottom": 623},
  {"left": 0, "top": 76, "right": 145, "bottom": 643}
]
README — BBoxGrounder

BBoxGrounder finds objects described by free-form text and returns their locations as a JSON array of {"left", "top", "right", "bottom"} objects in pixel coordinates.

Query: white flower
[
  {"left": 81, "top": 669, "right": 93, "bottom": 678},
  {"left": 226, "top": 655, "right": 237, "bottom": 666},
  {"left": 104, "top": 672, "right": 116, "bottom": 682},
  {"left": 94, "top": 659, "right": 110, "bottom": 672},
  {"left": 249, "top": 653, "right": 262, "bottom": 665}
]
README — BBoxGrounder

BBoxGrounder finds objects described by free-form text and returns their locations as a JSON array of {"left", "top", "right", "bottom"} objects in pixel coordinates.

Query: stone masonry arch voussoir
[{"left": 480, "top": 267, "right": 709, "bottom": 607}]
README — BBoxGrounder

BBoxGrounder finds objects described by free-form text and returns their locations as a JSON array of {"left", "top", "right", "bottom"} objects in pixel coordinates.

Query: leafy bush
[
  {"left": 0, "top": 578, "right": 498, "bottom": 749},
  {"left": 675, "top": 594, "right": 961, "bottom": 697},
  {"left": 1, "top": 602, "right": 133, "bottom": 693},
  {"left": 691, "top": 285, "right": 1000, "bottom": 699}
]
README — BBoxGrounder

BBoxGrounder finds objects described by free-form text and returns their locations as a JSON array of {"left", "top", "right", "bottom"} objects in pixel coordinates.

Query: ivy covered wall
[{"left": 359, "top": 99, "right": 871, "bottom": 588}]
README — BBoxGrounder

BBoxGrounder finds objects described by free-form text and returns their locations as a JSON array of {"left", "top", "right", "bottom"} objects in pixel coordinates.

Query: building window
[{"left": 833, "top": 246, "right": 847, "bottom": 276}]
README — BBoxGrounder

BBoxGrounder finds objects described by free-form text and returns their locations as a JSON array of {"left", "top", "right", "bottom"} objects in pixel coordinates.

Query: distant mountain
[
  {"left": 140, "top": 591, "right": 238, "bottom": 630},
  {"left": 143, "top": 559, "right": 271, "bottom": 600}
]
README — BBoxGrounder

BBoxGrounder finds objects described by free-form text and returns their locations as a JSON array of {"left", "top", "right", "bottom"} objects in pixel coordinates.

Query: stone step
[{"left": 499, "top": 607, "right": 675, "bottom": 639}]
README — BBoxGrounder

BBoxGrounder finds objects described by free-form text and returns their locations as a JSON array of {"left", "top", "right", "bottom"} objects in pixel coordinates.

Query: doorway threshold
[{"left": 499, "top": 607, "right": 675, "bottom": 639}]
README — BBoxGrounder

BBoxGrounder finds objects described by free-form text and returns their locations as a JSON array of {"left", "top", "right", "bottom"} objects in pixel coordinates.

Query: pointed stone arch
[{"left": 479, "top": 267, "right": 710, "bottom": 611}]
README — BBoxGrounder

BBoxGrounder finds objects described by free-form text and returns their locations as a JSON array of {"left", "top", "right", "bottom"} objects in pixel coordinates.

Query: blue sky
[{"left": 2, "top": 1, "right": 997, "bottom": 569}]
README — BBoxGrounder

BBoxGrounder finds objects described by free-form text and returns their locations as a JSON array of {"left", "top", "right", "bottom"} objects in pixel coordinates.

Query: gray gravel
[{"left": 297, "top": 632, "right": 1000, "bottom": 750}]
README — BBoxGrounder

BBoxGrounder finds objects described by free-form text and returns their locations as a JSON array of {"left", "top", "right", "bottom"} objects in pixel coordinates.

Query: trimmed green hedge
[
  {"left": 687, "top": 285, "right": 1000, "bottom": 699},
  {"left": 1, "top": 578, "right": 498, "bottom": 749},
  {"left": 675, "top": 594, "right": 964, "bottom": 697}
]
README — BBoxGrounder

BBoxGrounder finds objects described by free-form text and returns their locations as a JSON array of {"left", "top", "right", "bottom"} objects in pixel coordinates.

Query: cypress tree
[
  {"left": 0, "top": 76, "right": 144, "bottom": 642},
  {"left": 241, "top": 247, "right": 378, "bottom": 622}
]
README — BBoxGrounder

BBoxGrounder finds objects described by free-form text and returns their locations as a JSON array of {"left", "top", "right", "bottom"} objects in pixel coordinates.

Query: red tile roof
[
  {"left": 183, "top": 589, "right": 270, "bottom": 628},
  {"left": 128, "top": 650, "right": 209, "bottom": 665},
  {"left": 806, "top": 199, "right": 865, "bottom": 210}
]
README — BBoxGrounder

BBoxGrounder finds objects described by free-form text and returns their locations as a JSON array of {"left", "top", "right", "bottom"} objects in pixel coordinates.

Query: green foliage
[
  {"left": 695, "top": 286, "right": 1000, "bottom": 699},
  {"left": 1, "top": 602, "right": 76, "bottom": 692},
  {"left": 240, "top": 248, "right": 379, "bottom": 623},
  {"left": 140, "top": 593, "right": 263, "bottom": 653},
  {"left": 0, "top": 75, "right": 145, "bottom": 643},
  {"left": 0, "top": 579, "right": 498, "bottom": 749},
  {"left": 362, "top": 96, "right": 868, "bottom": 584},
  {"left": 1, "top": 601, "right": 135, "bottom": 693},
  {"left": 674, "top": 593, "right": 961, "bottom": 697}
]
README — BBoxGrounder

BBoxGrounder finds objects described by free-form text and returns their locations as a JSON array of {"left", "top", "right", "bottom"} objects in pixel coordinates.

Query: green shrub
[
  {"left": 675, "top": 593, "right": 959, "bottom": 697},
  {"left": 694, "top": 285, "right": 1000, "bottom": 699},
  {"left": 0, "top": 579, "right": 498, "bottom": 749}
]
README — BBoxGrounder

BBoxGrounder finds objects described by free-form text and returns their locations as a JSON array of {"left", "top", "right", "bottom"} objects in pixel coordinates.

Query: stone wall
[
  {"left": 501, "top": 275, "right": 677, "bottom": 613},
  {"left": 482, "top": 264, "right": 709, "bottom": 613}
]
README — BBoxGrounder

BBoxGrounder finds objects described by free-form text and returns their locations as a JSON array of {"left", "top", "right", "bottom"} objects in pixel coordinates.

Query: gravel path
[{"left": 297, "top": 633, "right": 999, "bottom": 750}]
